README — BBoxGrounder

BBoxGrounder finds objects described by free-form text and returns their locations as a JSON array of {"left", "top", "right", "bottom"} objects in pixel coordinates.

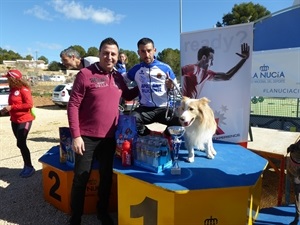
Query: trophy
[{"left": 167, "top": 126, "right": 185, "bottom": 175}]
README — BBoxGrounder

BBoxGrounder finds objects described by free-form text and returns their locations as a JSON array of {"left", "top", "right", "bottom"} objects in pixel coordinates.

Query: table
[
  {"left": 114, "top": 142, "right": 267, "bottom": 225},
  {"left": 247, "top": 127, "right": 300, "bottom": 205}
]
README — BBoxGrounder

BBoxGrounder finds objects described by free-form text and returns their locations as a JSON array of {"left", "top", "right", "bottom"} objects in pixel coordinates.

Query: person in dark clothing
[
  {"left": 67, "top": 37, "right": 139, "bottom": 225},
  {"left": 126, "top": 37, "right": 181, "bottom": 136}
]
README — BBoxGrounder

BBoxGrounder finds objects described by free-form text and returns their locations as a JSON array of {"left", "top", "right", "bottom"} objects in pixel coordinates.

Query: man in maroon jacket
[{"left": 67, "top": 37, "right": 138, "bottom": 225}]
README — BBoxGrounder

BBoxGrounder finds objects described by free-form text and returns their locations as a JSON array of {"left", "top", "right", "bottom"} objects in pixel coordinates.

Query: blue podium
[
  {"left": 38, "top": 146, "right": 118, "bottom": 214},
  {"left": 114, "top": 142, "right": 268, "bottom": 225}
]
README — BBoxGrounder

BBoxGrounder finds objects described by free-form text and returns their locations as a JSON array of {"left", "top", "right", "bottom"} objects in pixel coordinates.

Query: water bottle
[{"left": 122, "top": 140, "right": 131, "bottom": 166}]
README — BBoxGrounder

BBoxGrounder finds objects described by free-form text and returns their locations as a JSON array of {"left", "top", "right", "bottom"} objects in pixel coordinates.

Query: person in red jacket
[{"left": 0, "top": 69, "right": 35, "bottom": 178}]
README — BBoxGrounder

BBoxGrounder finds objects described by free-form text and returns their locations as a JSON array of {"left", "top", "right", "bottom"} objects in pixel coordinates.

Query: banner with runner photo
[{"left": 180, "top": 23, "right": 253, "bottom": 143}]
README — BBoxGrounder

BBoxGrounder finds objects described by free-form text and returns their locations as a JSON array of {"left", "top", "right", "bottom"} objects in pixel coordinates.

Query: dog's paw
[
  {"left": 187, "top": 156, "right": 195, "bottom": 163},
  {"left": 187, "top": 152, "right": 195, "bottom": 163},
  {"left": 211, "top": 149, "right": 217, "bottom": 156},
  {"left": 207, "top": 154, "right": 215, "bottom": 159}
]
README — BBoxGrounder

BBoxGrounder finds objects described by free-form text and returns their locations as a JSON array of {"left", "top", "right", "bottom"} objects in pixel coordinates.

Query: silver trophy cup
[{"left": 167, "top": 126, "right": 185, "bottom": 175}]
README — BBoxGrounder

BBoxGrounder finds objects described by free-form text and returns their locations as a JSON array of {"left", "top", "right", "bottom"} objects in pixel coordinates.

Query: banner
[
  {"left": 251, "top": 47, "right": 300, "bottom": 98},
  {"left": 180, "top": 23, "right": 253, "bottom": 143}
]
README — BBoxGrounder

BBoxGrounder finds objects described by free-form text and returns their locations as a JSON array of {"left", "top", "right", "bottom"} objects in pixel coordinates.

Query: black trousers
[
  {"left": 69, "top": 136, "right": 116, "bottom": 224},
  {"left": 131, "top": 106, "right": 181, "bottom": 136},
  {"left": 11, "top": 121, "right": 33, "bottom": 167}
]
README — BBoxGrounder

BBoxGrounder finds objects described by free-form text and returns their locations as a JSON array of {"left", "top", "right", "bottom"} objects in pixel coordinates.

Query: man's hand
[
  {"left": 165, "top": 78, "right": 174, "bottom": 90},
  {"left": 236, "top": 43, "right": 250, "bottom": 60},
  {"left": 72, "top": 136, "right": 85, "bottom": 155}
]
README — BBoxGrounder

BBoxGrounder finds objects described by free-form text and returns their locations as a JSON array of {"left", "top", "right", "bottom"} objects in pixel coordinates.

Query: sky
[{"left": 0, "top": 0, "right": 296, "bottom": 63}]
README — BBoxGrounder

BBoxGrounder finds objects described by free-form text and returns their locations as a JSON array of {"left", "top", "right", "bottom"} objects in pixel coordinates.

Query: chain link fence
[{"left": 250, "top": 97, "right": 300, "bottom": 131}]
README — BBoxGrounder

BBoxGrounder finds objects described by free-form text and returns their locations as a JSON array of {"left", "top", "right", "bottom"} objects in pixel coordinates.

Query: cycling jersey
[{"left": 127, "top": 59, "right": 177, "bottom": 107}]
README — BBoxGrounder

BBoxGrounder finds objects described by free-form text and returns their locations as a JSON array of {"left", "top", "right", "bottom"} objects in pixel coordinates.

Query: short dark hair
[
  {"left": 197, "top": 46, "right": 214, "bottom": 61},
  {"left": 137, "top": 37, "right": 154, "bottom": 48},
  {"left": 99, "top": 37, "right": 119, "bottom": 51}
]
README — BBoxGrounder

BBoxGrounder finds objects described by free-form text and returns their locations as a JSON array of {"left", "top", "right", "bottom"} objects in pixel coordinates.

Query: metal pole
[
  {"left": 297, "top": 98, "right": 300, "bottom": 118},
  {"left": 179, "top": 0, "right": 182, "bottom": 33}
]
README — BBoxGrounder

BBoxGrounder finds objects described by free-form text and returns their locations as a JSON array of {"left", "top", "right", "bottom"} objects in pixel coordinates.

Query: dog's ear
[
  {"left": 287, "top": 143, "right": 300, "bottom": 153},
  {"left": 287, "top": 144, "right": 294, "bottom": 153},
  {"left": 182, "top": 96, "right": 189, "bottom": 101},
  {"left": 198, "top": 97, "right": 210, "bottom": 106}
]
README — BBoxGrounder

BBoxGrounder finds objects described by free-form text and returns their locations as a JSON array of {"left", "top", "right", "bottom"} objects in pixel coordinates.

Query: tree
[
  {"left": 216, "top": 2, "right": 270, "bottom": 27},
  {"left": 25, "top": 55, "right": 33, "bottom": 60},
  {"left": 70, "top": 45, "right": 86, "bottom": 58},
  {"left": 48, "top": 61, "right": 62, "bottom": 71},
  {"left": 86, "top": 47, "right": 98, "bottom": 57},
  {"left": 120, "top": 49, "right": 139, "bottom": 71},
  {"left": 0, "top": 48, "right": 22, "bottom": 63},
  {"left": 157, "top": 48, "right": 180, "bottom": 79},
  {"left": 38, "top": 56, "right": 48, "bottom": 64}
]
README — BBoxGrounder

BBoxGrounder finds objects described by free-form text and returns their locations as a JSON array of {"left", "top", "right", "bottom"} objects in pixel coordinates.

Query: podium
[
  {"left": 114, "top": 142, "right": 267, "bottom": 225},
  {"left": 38, "top": 146, "right": 117, "bottom": 214}
]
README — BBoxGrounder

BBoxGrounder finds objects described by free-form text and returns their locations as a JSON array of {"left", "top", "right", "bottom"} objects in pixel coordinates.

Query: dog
[
  {"left": 178, "top": 96, "right": 217, "bottom": 163},
  {"left": 287, "top": 139, "right": 300, "bottom": 225}
]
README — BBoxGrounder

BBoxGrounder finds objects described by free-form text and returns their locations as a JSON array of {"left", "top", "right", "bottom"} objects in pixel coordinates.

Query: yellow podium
[
  {"left": 39, "top": 146, "right": 117, "bottom": 214},
  {"left": 114, "top": 142, "right": 267, "bottom": 225}
]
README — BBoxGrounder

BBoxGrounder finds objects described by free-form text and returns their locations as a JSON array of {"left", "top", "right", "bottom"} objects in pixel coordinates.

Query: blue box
[
  {"left": 133, "top": 159, "right": 172, "bottom": 173},
  {"left": 133, "top": 135, "right": 172, "bottom": 173}
]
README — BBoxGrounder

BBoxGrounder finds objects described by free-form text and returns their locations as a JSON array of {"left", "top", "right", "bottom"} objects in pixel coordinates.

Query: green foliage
[
  {"left": 48, "top": 61, "right": 62, "bottom": 71},
  {"left": 86, "top": 47, "right": 99, "bottom": 57},
  {"left": 120, "top": 49, "right": 139, "bottom": 71},
  {"left": 157, "top": 48, "right": 180, "bottom": 79},
  {"left": 38, "top": 56, "right": 48, "bottom": 64},
  {"left": 0, "top": 47, "right": 23, "bottom": 63},
  {"left": 216, "top": 2, "right": 270, "bottom": 27},
  {"left": 0, "top": 47, "right": 49, "bottom": 64},
  {"left": 70, "top": 45, "right": 86, "bottom": 58},
  {"left": 25, "top": 54, "right": 33, "bottom": 60}
]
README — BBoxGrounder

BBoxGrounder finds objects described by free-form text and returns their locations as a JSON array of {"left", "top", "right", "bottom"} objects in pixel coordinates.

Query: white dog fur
[{"left": 178, "top": 96, "right": 217, "bottom": 163}]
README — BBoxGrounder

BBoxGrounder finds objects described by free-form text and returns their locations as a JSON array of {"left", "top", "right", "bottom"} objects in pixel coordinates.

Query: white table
[{"left": 247, "top": 127, "right": 300, "bottom": 205}]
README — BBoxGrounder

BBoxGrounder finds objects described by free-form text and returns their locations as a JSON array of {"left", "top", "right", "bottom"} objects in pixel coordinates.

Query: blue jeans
[{"left": 69, "top": 136, "right": 116, "bottom": 224}]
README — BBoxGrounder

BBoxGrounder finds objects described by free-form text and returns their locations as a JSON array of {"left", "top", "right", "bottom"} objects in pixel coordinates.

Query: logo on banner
[{"left": 252, "top": 64, "right": 285, "bottom": 83}]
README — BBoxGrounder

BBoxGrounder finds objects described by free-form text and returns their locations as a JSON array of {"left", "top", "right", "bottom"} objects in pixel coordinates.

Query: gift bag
[
  {"left": 59, "top": 127, "right": 75, "bottom": 168},
  {"left": 115, "top": 115, "right": 138, "bottom": 157}
]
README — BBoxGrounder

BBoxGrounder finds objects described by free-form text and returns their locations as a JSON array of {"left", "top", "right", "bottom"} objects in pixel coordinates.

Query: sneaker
[
  {"left": 97, "top": 212, "right": 114, "bottom": 225},
  {"left": 20, "top": 166, "right": 35, "bottom": 178},
  {"left": 19, "top": 167, "right": 26, "bottom": 176}
]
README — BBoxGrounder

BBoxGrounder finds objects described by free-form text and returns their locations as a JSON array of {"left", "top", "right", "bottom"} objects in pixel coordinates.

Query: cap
[{"left": 5, "top": 69, "right": 22, "bottom": 79}]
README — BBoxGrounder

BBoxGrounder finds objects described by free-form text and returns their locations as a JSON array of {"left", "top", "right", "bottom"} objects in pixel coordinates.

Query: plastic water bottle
[{"left": 122, "top": 140, "right": 131, "bottom": 166}]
